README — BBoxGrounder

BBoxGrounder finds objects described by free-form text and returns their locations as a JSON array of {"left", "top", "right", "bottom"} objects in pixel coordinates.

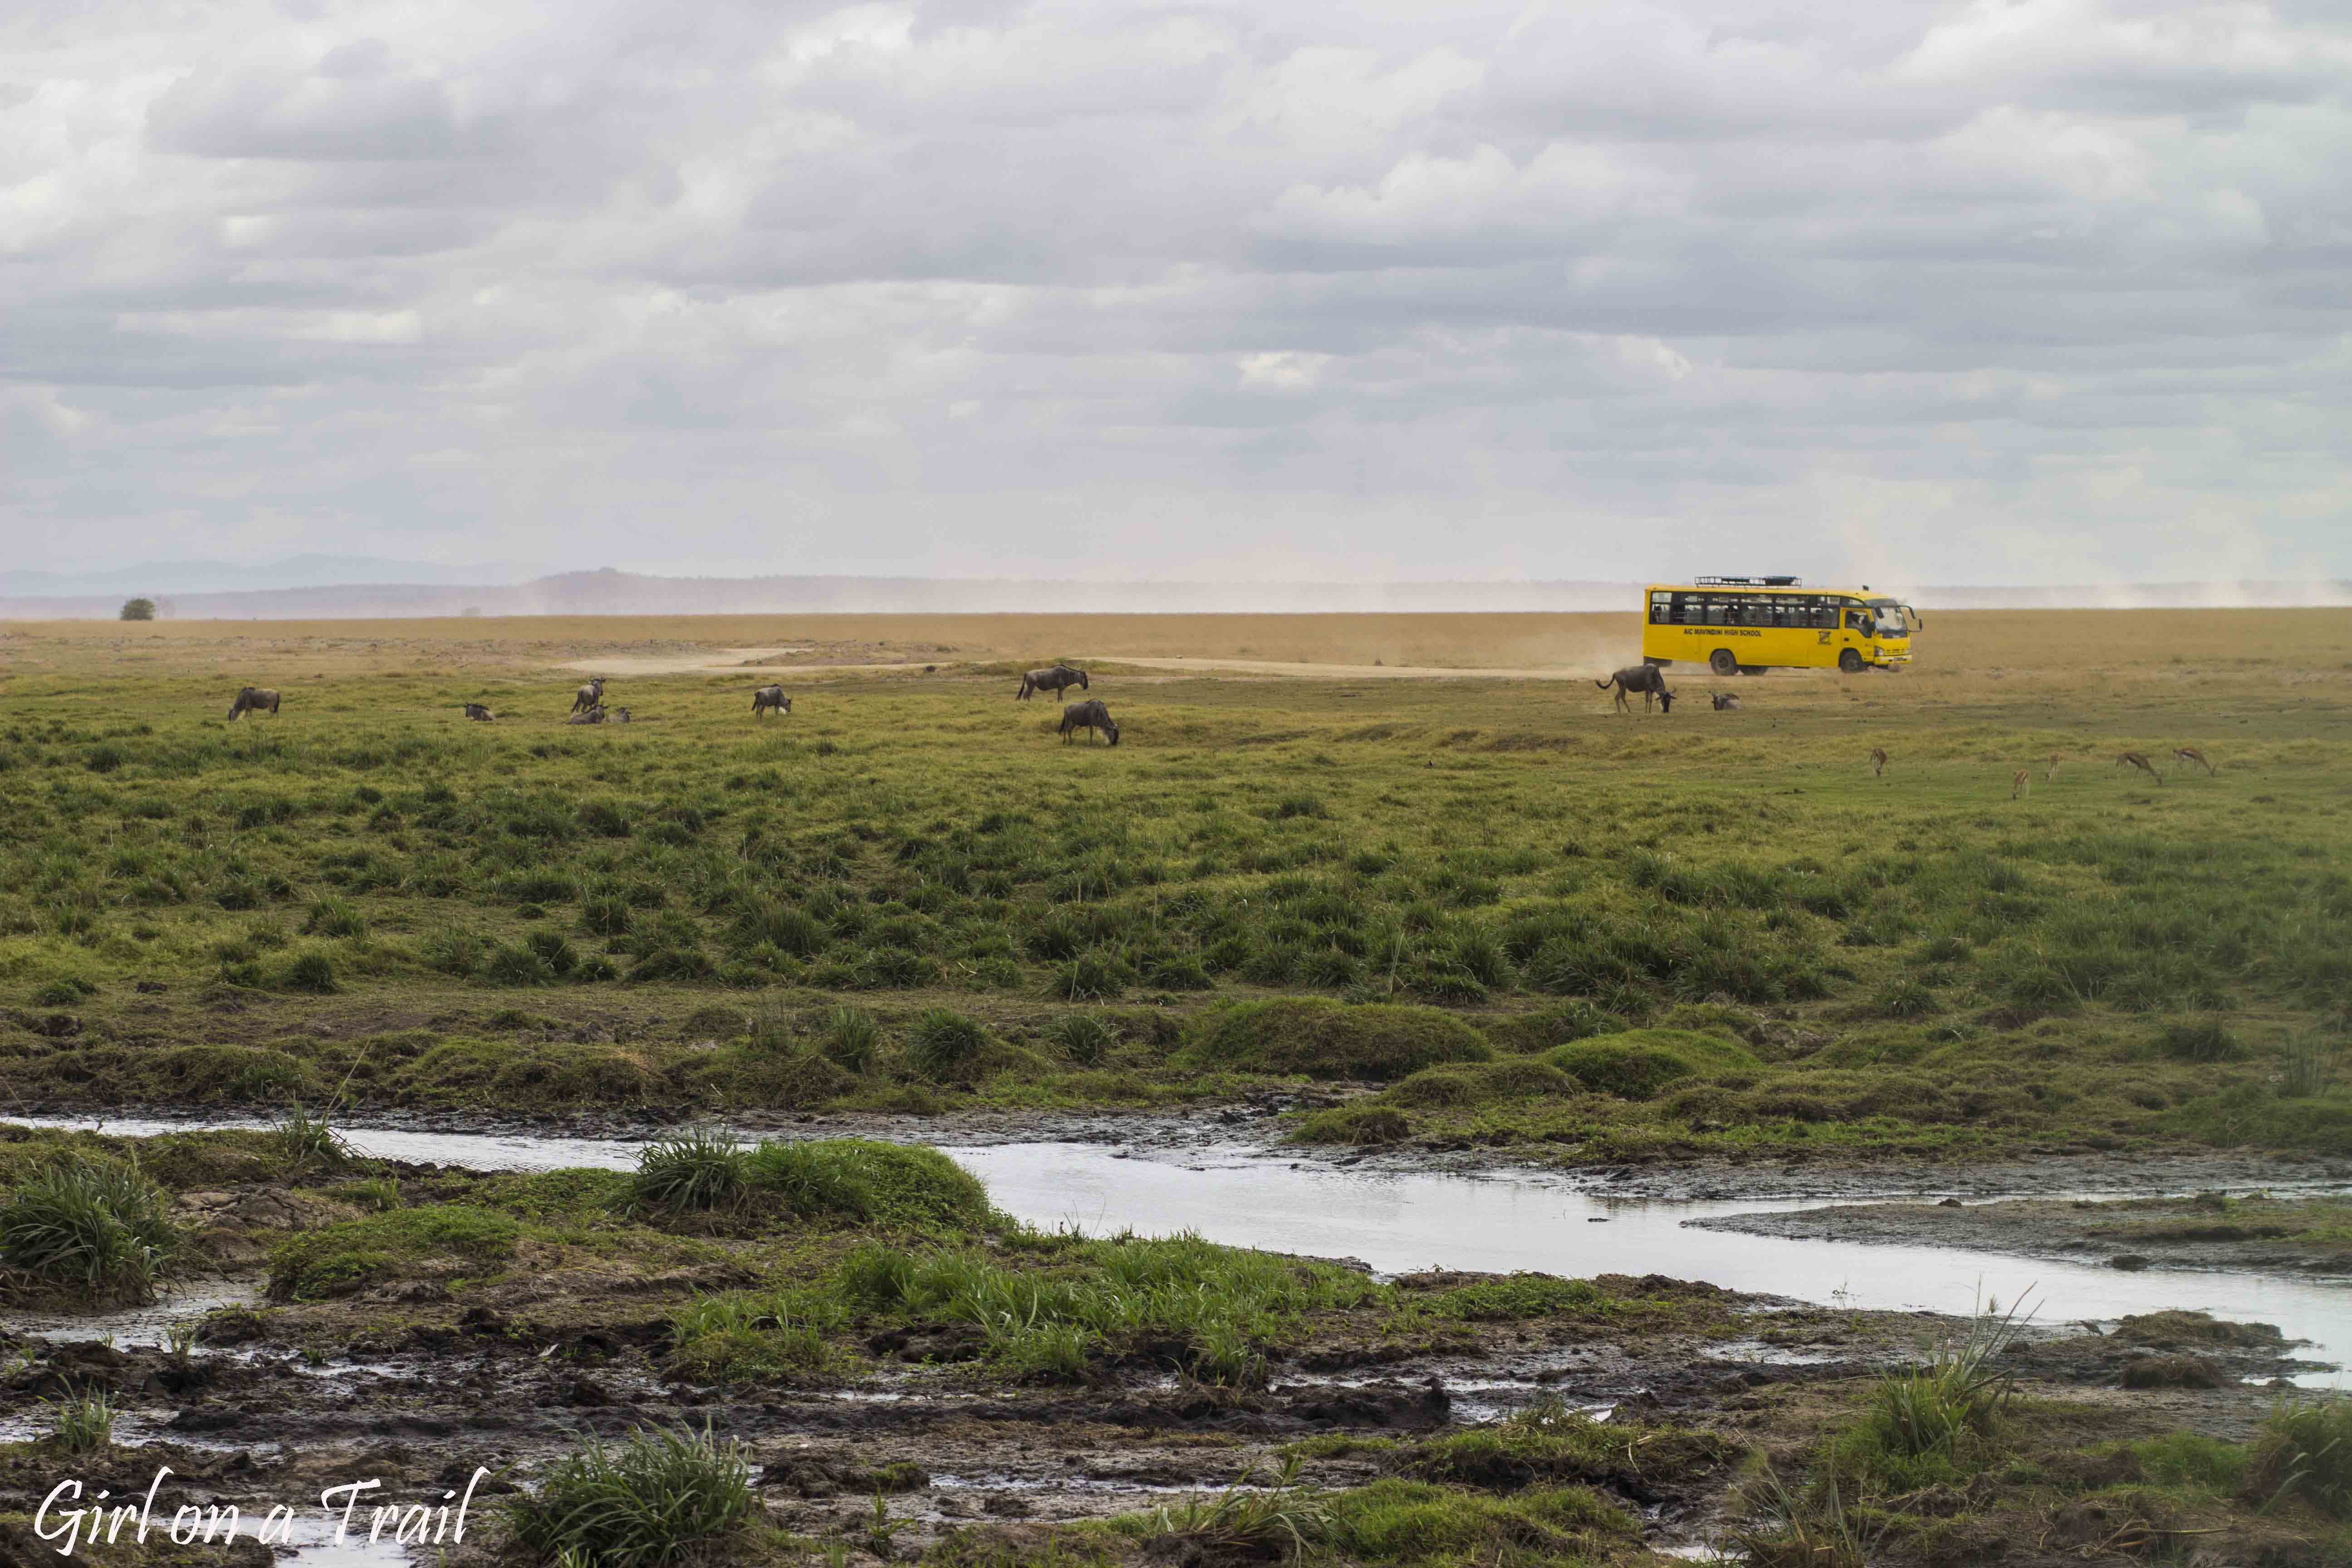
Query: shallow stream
[{"left": 11, "top": 1116, "right": 2348, "bottom": 1385}]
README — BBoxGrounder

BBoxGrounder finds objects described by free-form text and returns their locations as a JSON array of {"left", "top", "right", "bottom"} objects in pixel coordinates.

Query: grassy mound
[
  {"left": 1545, "top": 1029, "right": 1760, "bottom": 1101},
  {"left": 269, "top": 1204, "right": 522, "bottom": 1300},
  {"left": 632, "top": 1135, "right": 993, "bottom": 1230},
  {"left": 1186, "top": 999, "right": 1490, "bottom": 1082}
]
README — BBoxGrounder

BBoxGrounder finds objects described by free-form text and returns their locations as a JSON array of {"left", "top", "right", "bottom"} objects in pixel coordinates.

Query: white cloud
[{"left": 1, "top": 0, "right": 2348, "bottom": 583}]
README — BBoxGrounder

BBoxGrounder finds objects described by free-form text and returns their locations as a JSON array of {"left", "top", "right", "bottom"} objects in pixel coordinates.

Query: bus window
[{"left": 1844, "top": 608, "right": 1872, "bottom": 632}]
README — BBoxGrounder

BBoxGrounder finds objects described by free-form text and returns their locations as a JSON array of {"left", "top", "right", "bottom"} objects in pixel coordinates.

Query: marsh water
[{"left": 15, "top": 1115, "right": 2348, "bottom": 1386}]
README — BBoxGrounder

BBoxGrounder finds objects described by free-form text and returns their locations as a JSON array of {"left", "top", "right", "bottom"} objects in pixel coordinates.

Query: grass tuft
[
  {"left": 906, "top": 1008, "right": 990, "bottom": 1080},
  {"left": 2249, "top": 1396, "right": 2352, "bottom": 1519},
  {"left": 47, "top": 1389, "right": 116, "bottom": 1453},
  {"left": 632, "top": 1128, "right": 750, "bottom": 1215},
  {"left": 0, "top": 1158, "right": 176, "bottom": 1303},
  {"left": 507, "top": 1426, "right": 754, "bottom": 1568}
]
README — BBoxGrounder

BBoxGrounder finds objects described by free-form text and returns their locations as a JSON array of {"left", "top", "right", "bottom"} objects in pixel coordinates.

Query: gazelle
[
  {"left": 2011, "top": 769, "right": 2029, "bottom": 800},
  {"left": 2117, "top": 751, "right": 2162, "bottom": 785},
  {"left": 2043, "top": 753, "right": 2062, "bottom": 783},
  {"left": 2172, "top": 746, "right": 2215, "bottom": 777}
]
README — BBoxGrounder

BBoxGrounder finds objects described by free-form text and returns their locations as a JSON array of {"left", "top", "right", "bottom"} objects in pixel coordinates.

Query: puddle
[
  {"left": 4, "top": 1279, "right": 263, "bottom": 1349},
  {"left": 9, "top": 1119, "right": 2345, "bottom": 1387}
]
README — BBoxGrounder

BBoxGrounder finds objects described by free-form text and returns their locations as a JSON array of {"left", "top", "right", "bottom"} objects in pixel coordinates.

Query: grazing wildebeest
[
  {"left": 462, "top": 703, "right": 495, "bottom": 722},
  {"left": 2172, "top": 746, "right": 2215, "bottom": 777},
  {"left": 226, "top": 686, "right": 280, "bottom": 720},
  {"left": 566, "top": 705, "right": 606, "bottom": 725},
  {"left": 1058, "top": 698, "right": 1119, "bottom": 745},
  {"left": 1869, "top": 747, "right": 1889, "bottom": 777},
  {"left": 1710, "top": 692, "right": 1741, "bottom": 711},
  {"left": 752, "top": 685, "right": 792, "bottom": 717},
  {"left": 1017, "top": 665, "right": 1088, "bottom": 701},
  {"left": 1594, "top": 666, "right": 1672, "bottom": 714},
  {"left": 570, "top": 678, "right": 605, "bottom": 714},
  {"left": 2117, "top": 750, "right": 2162, "bottom": 785}
]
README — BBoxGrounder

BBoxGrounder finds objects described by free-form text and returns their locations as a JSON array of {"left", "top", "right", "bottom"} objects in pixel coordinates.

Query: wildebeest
[
  {"left": 1869, "top": 747, "right": 1888, "bottom": 777},
  {"left": 611, "top": 707, "right": 632, "bottom": 724},
  {"left": 566, "top": 705, "right": 606, "bottom": 725},
  {"left": 570, "top": 678, "right": 605, "bottom": 714},
  {"left": 461, "top": 702, "right": 495, "bottom": 722},
  {"left": 2117, "top": 750, "right": 2162, "bottom": 785},
  {"left": 226, "top": 686, "right": 280, "bottom": 720},
  {"left": 1710, "top": 692, "right": 1741, "bottom": 711},
  {"left": 1018, "top": 665, "right": 1088, "bottom": 701},
  {"left": 752, "top": 685, "right": 792, "bottom": 717},
  {"left": 1594, "top": 666, "right": 1672, "bottom": 714},
  {"left": 1058, "top": 698, "right": 1119, "bottom": 745}
]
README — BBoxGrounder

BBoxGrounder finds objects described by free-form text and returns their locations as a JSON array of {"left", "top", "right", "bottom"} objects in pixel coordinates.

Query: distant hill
[{"left": 0, "top": 567, "right": 2345, "bottom": 620}]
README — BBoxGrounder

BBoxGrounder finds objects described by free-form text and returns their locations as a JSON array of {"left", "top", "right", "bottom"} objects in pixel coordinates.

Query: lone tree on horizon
[{"left": 119, "top": 598, "right": 156, "bottom": 622}]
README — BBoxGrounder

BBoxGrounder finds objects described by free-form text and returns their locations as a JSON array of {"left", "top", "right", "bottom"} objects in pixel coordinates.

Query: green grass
[
  {"left": 0, "top": 1157, "right": 177, "bottom": 1304},
  {"left": 833, "top": 1229, "right": 1385, "bottom": 1385},
  {"left": 46, "top": 1390, "right": 115, "bottom": 1453},
  {"left": 2249, "top": 1396, "right": 2352, "bottom": 1519},
  {"left": 506, "top": 1426, "right": 755, "bottom": 1568},
  {"left": 632, "top": 1127, "right": 752, "bottom": 1214},
  {"left": 1834, "top": 1301, "right": 2029, "bottom": 1490},
  {"left": 3, "top": 641, "right": 2348, "bottom": 1162}
]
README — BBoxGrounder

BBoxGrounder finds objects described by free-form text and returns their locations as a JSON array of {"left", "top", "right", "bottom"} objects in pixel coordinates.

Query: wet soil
[
  {"left": 0, "top": 1139, "right": 2339, "bottom": 1567},
  {"left": 1694, "top": 1191, "right": 2352, "bottom": 1279}
]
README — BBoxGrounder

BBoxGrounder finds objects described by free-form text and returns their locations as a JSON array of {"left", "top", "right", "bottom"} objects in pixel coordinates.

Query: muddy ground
[
  {"left": 0, "top": 1126, "right": 2347, "bottom": 1566},
  {"left": 1696, "top": 1190, "right": 2352, "bottom": 1279}
]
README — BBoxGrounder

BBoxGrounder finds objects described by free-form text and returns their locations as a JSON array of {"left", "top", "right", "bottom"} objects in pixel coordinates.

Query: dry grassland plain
[{"left": 0, "top": 608, "right": 2347, "bottom": 1170}]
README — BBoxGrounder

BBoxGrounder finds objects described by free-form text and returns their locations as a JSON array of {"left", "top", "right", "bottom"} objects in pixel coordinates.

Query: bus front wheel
[
  {"left": 1838, "top": 648, "right": 1864, "bottom": 673},
  {"left": 1709, "top": 648, "right": 1739, "bottom": 676}
]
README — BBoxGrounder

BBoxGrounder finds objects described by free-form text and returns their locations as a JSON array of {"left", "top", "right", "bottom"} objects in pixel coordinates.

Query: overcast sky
[{"left": 5, "top": 0, "right": 2349, "bottom": 587}]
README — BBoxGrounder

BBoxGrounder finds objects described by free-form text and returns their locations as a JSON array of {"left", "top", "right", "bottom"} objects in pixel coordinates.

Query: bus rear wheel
[
  {"left": 1709, "top": 648, "right": 1739, "bottom": 676},
  {"left": 1838, "top": 648, "right": 1864, "bottom": 673}
]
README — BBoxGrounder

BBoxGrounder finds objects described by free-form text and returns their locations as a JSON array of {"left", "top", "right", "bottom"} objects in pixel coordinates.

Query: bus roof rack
[{"left": 1693, "top": 575, "right": 1803, "bottom": 587}]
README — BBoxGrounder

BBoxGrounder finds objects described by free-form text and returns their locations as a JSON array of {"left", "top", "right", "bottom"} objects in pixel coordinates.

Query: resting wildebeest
[
  {"left": 566, "top": 705, "right": 606, "bottom": 725},
  {"left": 1058, "top": 698, "right": 1119, "bottom": 745},
  {"left": 226, "top": 686, "right": 280, "bottom": 720},
  {"left": 461, "top": 703, "right": 495, "bottom": 722},
  {"left": 1017, "top": 665, "right": 1088, "bottom": 701},
  {"left": 1710, "top": 692, "right": 1741, "bottom": 711},
  {"left": 570, "top": 678, "right": 605, "bottom": 714},
  {"left": 1595, "top": 666, "right": 1673, "bottom": 714},
  {"left": 752, "top": 685, "right": 792, "bottom": 717}
]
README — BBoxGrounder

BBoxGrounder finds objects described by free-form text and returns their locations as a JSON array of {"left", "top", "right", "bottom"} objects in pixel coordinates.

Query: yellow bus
[{"left": 1639, "top": 576, "right": 1918, "bottom": 676}]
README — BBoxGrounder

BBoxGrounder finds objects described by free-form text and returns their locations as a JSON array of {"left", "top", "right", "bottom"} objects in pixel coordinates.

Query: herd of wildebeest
[
  {"left": 219, "top": 661, "right": 2220, "bottom": 784},
  {"left": 224, "top": 662, "right": 1123, "bottom": 745}
]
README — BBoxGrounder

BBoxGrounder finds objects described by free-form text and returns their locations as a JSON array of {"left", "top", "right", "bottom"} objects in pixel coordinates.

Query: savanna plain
[{"left": 0, "top": 608, "right": 2347, "bottom": 1568}]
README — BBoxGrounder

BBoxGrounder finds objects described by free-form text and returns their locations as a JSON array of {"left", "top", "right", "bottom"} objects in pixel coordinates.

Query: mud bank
[{"left": 1694, "top": 1191, "right": 2352, "bottom": 1280}]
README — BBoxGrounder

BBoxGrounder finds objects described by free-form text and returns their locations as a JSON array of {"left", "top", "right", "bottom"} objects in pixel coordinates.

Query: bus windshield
[{"left": 1866, "top": 599, "right": 1911, "bottom": 636}]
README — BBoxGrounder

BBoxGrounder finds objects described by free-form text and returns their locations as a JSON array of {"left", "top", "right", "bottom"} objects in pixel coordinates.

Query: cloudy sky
[{"left": 5, "top": 0, "right": 2349, "bottom": 587}]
